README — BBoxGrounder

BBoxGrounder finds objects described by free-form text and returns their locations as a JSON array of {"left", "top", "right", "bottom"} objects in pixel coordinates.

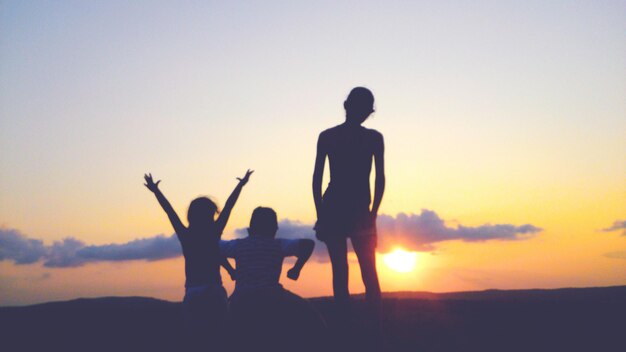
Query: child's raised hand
[
  {"left": 144, "top": 173, "right": 161, "bottom": 193},
  {"left": 287, "top": 267, "right": 301, "bottom": 281},
  {"left": 236, "top": 169, "right": 254, "bottom": 186}
]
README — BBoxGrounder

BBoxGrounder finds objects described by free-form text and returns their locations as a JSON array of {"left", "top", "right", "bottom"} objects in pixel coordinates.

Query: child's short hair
[{"left": 249, "top": 207, "right": 278, "bottom": 238}]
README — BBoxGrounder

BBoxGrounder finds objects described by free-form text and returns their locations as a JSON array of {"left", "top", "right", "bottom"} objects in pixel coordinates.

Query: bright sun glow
[{"left": 382, "top": 248, "right": 418, "bottom": 273}]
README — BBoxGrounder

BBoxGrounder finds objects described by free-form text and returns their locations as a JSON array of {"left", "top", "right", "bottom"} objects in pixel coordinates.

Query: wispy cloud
[
  {"left": 604, "top": 251, "right": 626, "bottom": 260},
  {"left": 0, "top": 209, "right": 541, "bottom": 267},
  {"left": 601, "top": 220, "right": 626, "bottom": 236}
]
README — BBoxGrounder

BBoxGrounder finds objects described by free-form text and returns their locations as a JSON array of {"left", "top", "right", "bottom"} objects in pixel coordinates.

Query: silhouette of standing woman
[{"left": 313, "top": 87, "right": 385, "bottom": 326}]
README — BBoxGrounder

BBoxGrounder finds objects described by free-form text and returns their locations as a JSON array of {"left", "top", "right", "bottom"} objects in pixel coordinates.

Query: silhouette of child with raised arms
[
  {"left": 313, "top": 87, "right": 385, "bottom": 328},
  {"left": 220, "top": 206, "right": 324, "bottom": 351},
  {"left": 144, "top": 170, "right": 252, "bottom": 350}
]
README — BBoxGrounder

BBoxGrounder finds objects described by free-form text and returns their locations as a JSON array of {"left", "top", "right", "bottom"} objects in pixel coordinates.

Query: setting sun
[{"left": 382, "top": 248, "right": 418, "bottom": 273}]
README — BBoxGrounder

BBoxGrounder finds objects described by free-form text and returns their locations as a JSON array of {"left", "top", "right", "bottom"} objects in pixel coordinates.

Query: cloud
[
  {"left": 601, "top": 220, "right": 626, "bottom": 236},
  {"left": 376, "top": 210, "right": 542, "bottom": 252},
  {"left": 233, "top": 209, "right": 542, "bottom": 260},
  {"left": 77, "top": 235, "right": 180, "bottom": 262},
  {"left": 0, "top": 228, "right": 47, "bottom": 264},
  {"left": 1, "top": 209, "right": 541, "bottom": 267},
  {"left": 0, "top": 228, "right": 181, "bottom": 268},
  {"left": 604, "top": 251, "right": 626, "bottom": 260},
  {"left": 45, "top": 238, "right": 89, "bottom": 267}
]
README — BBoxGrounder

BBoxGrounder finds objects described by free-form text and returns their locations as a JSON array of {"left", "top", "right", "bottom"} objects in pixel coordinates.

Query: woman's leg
[
  {"left": 325, "top": 238, "right": 350, "bottom": 312},
  {"left": 352, "top": 236, "right": 381, "bottom": 321},
  {"left": 352, "top": 236, "right": 383, "bottom": 351}
]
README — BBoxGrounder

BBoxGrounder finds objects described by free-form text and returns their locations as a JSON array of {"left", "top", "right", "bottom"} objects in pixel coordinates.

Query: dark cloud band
[
  {"left": 0, "top": 209, "right": 541, "bottom": 267},
  {"left": 235, "top": 209, "right": 542, "bottom": 260},
  {"left": 0, "top": 229, "right": 180, "bottom": 268},
  {"left": 601, "top": 220, "right": 626, "bottom": 236}
]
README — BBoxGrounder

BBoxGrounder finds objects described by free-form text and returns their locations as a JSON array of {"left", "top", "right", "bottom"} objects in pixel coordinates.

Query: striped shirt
[{"left": 220, "top": 237, "right": 300, "bottom": 295}]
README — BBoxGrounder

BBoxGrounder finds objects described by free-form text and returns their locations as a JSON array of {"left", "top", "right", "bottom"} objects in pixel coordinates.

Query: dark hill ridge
[
  {"left": 371, "top": 284, "right": 626, "bottom": 301},
  {"left": 1, "top": 286, "right": 624, "bottom": 352}
]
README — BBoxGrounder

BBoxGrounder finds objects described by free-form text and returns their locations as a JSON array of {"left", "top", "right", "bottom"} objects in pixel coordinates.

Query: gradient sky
[{"left": 1, "top": 0, "right": 625, "bottom": 306}]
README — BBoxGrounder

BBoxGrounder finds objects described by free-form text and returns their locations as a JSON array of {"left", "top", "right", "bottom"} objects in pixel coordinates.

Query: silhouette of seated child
[{"left": 220, "top": 207, "right": 326, "bottom": 351}]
